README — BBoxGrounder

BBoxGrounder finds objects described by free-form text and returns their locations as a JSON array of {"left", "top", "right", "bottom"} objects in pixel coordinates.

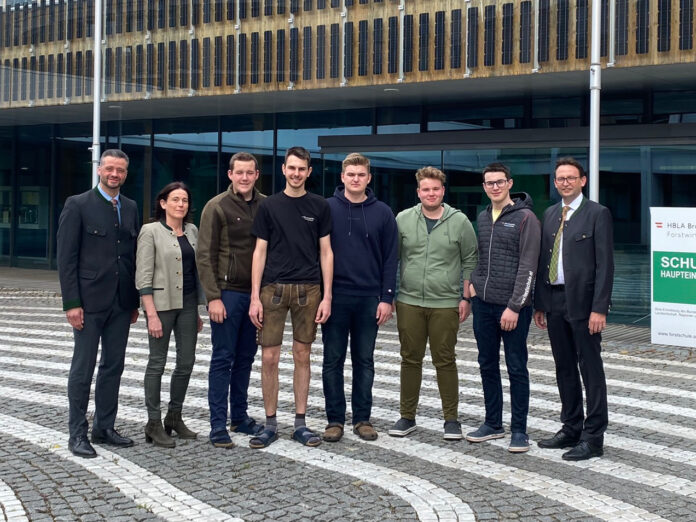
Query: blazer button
[{"left": 93, "top": 229, "right": 98, "bottom": 233}]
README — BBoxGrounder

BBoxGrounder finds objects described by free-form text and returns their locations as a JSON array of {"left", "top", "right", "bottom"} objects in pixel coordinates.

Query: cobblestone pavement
[{"left": 1, "top": 285, "right": 696, "bottom": 521}]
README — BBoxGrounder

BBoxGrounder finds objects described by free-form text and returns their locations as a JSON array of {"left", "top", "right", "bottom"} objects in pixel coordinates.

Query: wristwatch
[{"left": 461, "top": 296, "right": 472, "bottom": 303}]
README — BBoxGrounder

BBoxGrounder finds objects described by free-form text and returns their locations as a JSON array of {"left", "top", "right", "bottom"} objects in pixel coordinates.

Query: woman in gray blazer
[{"left": 136, "top": 182, "right": 205, "bottom": 448}]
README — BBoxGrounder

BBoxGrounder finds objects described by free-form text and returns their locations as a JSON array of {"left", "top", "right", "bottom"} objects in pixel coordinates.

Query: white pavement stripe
[
  {"left": 0, "top": 382, "right": 668, "bottom": 522},
  {"left": 0, "top": 385, "right": 473, "bottom": 522},
  {"left": 6, "top": 366, "right": 696, "bottom": 503},
  {"left": 0, "top": 413, "right": 239, "bottom": 522},
  {"left": 0, "top": 479, "right": 29, "bottom": 522}
]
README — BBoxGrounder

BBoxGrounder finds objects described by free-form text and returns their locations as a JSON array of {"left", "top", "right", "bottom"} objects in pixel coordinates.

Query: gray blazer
[{"left": 136, "top": 221, "right": 206, "bottom": 311}]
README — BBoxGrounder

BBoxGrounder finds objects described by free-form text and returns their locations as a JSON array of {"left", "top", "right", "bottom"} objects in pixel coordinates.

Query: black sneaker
[
  {"left": 388, "top": 418, "right": 416, "bottom": 437},
  {"left": 443, "top": 420, "right": 463, "bottom": 440}
]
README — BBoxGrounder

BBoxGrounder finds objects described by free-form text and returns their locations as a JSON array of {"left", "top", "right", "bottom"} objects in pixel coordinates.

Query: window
[
  {"left": 204, "top": 0, "right": 212, "bottom": 22},
  {"left": 227, "top": 0, "right": 235, "bottom": 20},
  {"left": 216, "top": 0, "right": 223, "bottom": 21},
  {"left": 519, "top": 1, "right": 531, "bottom": 63},
  {"left": 451, "top": 9, "right": 462, "bottom": 68},
  {"left": 116, "top": 0, "right": 123, "bottom": 33},
  {"left": 616, "top": 0, "right": 628, "bottom": 55},
  {"left": 65, "top": 53, "right": 72, "bottom": 98},
  {"left": 30, "top": 56, "right": 36, "bottom": 99},
  {"left": 250, "top": 32, "right": 258, "bottom": 83},
  {"left": 115, "top": 47, "right": 123, "bottom": 93},
  {"left": 14, "top": 7, "right": 21, "bottom": 46},
  {"left": 539, "top": 0, "right": 550, "bottom": 61},
  {"left": 169, "top": 0, "right": 177, "bottom": 27},
  {"left": 180, "top": 0, "right": 188, "bottom": 26},
  {"left": 373, "top": 18, "right": 383, "bottom": 74},
  {"left": 147, "top": 42, "right": 154, "bottom": 91},
  {"left": 38, "top": 55, "right": 45, "bottom": 99},
  {"left": 239, "top": 33, "right": 247, "bottom": 85},
  {"left": 501, "top": 4, "right": 512, "bottom": 65},
  {"left": 58, "top": 1, "right": 65, "bottom": 39},
  {"left": 329, "top": 23, "right": 338, "bottom": 78},
  {"left": 388, "top": 16, "right": 398, "bottom": 73},
  {"left": 600, "top": 0, "right": 609, "bottom": 55},
  {"left": 331, "top": 0, "right": 339, "bottom": 7},
  {"left": 289, "top": 27, "right": 298, "bottom": 82},
  {"left": 85, "top": 50, "right": 92, "bottom": 94},
  {"left": 148, "top": 0, "right": 155, "bottom": 30},
  {"left": 169, "top": 41, "right": 177, "bottom": 88},
  {"left": 344, "top": 21, "right": 354, "bottom": 78},
  {"left": 31, "top": 1, "right": 38, "bottom": 44},
  {"left": 215, "top": 36, "right": 223, "bottom": 85},
  {"left": 191, "top": 38, "right": 199, "bottom": 89},
  {"left": 76, "top": 0, "right": 83, "bottom": 38},
  {"left": 56, "top": 54, "right": 63, "bottom": 97},
  {"left": 40, "top": 2, "right": 47, "bottom": 42},
  {"left": 467, "top": 7, "right": 478, "bottom": 68},
  {"left": 403, "top": 14, "right": 413, "bottom": 72},
  {"left": 136, "top": 0, "right": 144, "bottom": 31},
  {"left": 317, "top": 0, "right": 325, "bottom": 7},
  {"left": 203, "top": 37, "right": 211, "bottom": 86},
  {"left": 47, "top": 55, "right": 54, "bottom": 98},
  {"left": 680, "top": 0, "right": 694, "bottom": 50},
  {"left": 126, "top": 0, "right": 133, "bottom": 31},
  {"left": 126, "top": 46, "right": 133, "bottom": 92},
  {"left": 192, "top": 0, "right": 200, "bottom": 25},
  {"left": 22, "top": 5, "right": 28, "bottom": 45},
  {"left": 358, "top": 20, "right": 368, "bottom": 76},
  {"left": 179, "top": 40, "right": 187, "bottom": 88},
  {"left": 21, "top": 57, "right": 27, "bottom": 100},
  {"left": 302, "top": 26, "right": 311, "bottom": 80},
  {"left": 251, "top": 0, "right": 259, "bottom": 17},
  {"left": 104, "top": 48, "right": 112, "bottom": 94},
  {"left": 49, "top": 2, "right": 55, "bottom": 41},
  {"left": 636, "top": 0, "right": 649, "bottom": 54},
  {"left": 556, "top": 0, "right": 568, "bottom": 60},
  {"left": 304, "top": 0, "right": 312, "bottom": 11},
  {"left": 576, "top": 0, "right": 588, "bottom": 59},
  {"left": 226, "top": 34, "right": 234, "bottom": 85},
  {"left": 265, "top": 0, "right": 273, "bottom": 16},
  {"left": 136, "top": 44, "right": 143, "bottom": 92},
  {"left": 418, "top": 13, "right": 429, "bottom": 71},
  {"left": 158, "top": 0, "right": 165, "bottom": 27},
  {"left": 434, "top": 11, "right": 444, "bottom": 70},
  {"left": 67, "top": 0, "right": 75, "bottom": 40},
  {"left": 239, "top": 0, "right": 246, "bottom": 18},
  {"left": 157, "top": 42, "right": 164, "bottom": 89},
  {"left": 277, "top": 29, "right": 285, "bottom": 81},
  {"left": 263, "top": 31, "right": 272, "bottom": 82},
  {"left": 316, "top": 25, "right": 325, "bottom": 78},
  {"left": 2, "top": 59, "right": 9, "bottom": 102},
  {"left": 484, "top": 5, "right": 495, "bottom": 66},
  {"left": 278, "top": 0, "right": 285, "bottom": 14},
  {"left": 658, "top": 0, "right": 671, "bottom": 52},
  {"left": 290, "top": 0, "right": 299, "bottom": 13}
]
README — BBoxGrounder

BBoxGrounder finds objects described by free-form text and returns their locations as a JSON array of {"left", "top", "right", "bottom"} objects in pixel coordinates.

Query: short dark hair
[
  {"left": 555, "top": 157, "right": 586, "bottom": 178},
  {"left": 229, "top": 151, "right": 259, "bottom": 171},
  {"left": 284, "top": 146, "right": 311, "bottom": 165},
  {"left": 482, "top": 162, "right": 511, "bottom": 181},
  {"left": 154, "top": 182, "right": 193, "bottom": 222},
  {"left": 101, "top": 149, "right": 129, "bottom": 166}
]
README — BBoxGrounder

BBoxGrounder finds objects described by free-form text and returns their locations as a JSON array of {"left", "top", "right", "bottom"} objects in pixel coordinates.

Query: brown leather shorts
[{"left": 257, "top": 283, "right": 321, "bottom": 347}]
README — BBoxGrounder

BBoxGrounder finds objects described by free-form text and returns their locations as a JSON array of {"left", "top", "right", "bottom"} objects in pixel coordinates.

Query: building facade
[{"left": 1, "top": 0, "right": 695, "bottom": 323}]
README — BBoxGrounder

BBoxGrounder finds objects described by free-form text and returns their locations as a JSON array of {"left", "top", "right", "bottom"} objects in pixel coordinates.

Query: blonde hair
[
  {"left": 342, "top": 153, "right": 370, "bottom": 173},
  {"left": 415, "top": 166, "right": 446, "bottom": 186}
]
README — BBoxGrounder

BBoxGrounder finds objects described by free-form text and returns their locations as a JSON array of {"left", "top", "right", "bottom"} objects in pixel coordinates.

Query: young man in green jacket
[{"left": 389, "top": 166, "right": 478, "bottom": 440}]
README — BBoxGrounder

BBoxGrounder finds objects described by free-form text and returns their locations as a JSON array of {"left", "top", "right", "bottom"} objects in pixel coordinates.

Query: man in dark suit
[
  {"left": 533, "top": 157, "right": 614, "bottom": 461},
  {"left": 57, "top": 149, "right": 140, "bottom": 458}
]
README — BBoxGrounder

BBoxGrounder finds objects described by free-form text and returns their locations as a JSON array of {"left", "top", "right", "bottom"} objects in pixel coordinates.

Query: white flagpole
[
  {"left": 589, "top": 0, "right": 601, "bottom": 202},
  {"left": 91, "top": 0, "right": 103, "bottom": 187}
]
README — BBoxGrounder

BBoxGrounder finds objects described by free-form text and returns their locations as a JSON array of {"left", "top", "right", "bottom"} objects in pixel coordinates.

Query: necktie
[
  {"left": 111, "top": 197, "right": 121, "bottom": 225},
  {"left": 548, "top": 205, "right": 570, "bottom": 283}
]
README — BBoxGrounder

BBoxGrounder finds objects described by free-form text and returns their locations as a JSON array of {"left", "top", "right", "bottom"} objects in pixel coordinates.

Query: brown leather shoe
[
  {"left": 322, "top": 423, "right": 344, "bottom": 442},
  {"left": 353, "top": 421, "right": 378, "bottom": 441}
]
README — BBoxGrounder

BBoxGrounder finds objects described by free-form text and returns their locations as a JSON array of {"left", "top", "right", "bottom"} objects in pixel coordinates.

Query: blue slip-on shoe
[
  {"left": 465, "top": 424, "right": 505, "bottom": 443},
  {"left": 508, "top": 432, "right": 530, "bottom": 453},
  {"left": 443, "top": 420, "right": 463, "bottom": 441},
  {"left": 388, "top": 417, "right": 417, "bottom": 437},
  {"left": 249, "top": 428, "right": 279, "bottom": 449},
  {"left": 230, "top": 417, "right": 264, "bottom": 436}
]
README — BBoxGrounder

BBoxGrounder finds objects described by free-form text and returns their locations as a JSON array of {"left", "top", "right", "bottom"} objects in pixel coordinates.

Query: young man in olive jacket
[
  {"left": 197, "top": 152, "right": 266, "bottom": 448},
  {"left": 389, "top": 166, "right": 478, "bottom": 441},
  {"left": 466, "top": 162, "right": 540, "bottom": 453}
]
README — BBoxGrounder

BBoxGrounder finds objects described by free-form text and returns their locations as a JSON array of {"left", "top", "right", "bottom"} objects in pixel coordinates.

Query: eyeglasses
[
  {"left": 555, "top": 176, "right": 580, "bottom": 184},
  {"left": 483, "top": 179, "right": 509, "bottom": 189}
]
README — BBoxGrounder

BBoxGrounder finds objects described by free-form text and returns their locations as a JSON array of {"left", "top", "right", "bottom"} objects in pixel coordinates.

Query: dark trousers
[
  {"left": 546, "top": 286, "right": 608, "bottom": 446},
  {"left": 144, "top": 292, "right": 199, "bottom": 420},
  {"left": 208, "top": 290, "right": 258, "bottom": 432},
  {"left": 472, "top": 298, "right": 532, "bottom": 434},
  {"left": 68, "top": 299, "right": 131, "bottom": 438},
  {"left": 321, "top": 295, "right": 379, "bottom": 425}
]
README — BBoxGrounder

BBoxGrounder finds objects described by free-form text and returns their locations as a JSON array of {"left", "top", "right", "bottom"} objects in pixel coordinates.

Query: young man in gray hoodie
[{"left": 466, "top": 162, "right": 541, "bottom": 453}]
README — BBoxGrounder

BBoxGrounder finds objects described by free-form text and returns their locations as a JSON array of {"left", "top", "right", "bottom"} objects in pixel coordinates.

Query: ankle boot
[
  {"left": 164, "top": 410, "right": 198, "bottom": 440},
  {"left": 144, "top": 419, "right": 176, "bottom": 448}
]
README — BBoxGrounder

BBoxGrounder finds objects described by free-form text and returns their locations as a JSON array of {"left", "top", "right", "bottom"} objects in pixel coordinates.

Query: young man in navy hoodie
[{"left": 321, "top": 153, "right": 398, "bottom": 442}]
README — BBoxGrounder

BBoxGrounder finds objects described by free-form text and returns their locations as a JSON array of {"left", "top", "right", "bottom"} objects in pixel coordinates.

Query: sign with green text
[{"left": 650, "top": 208, "right": 696, "bottom": 348}]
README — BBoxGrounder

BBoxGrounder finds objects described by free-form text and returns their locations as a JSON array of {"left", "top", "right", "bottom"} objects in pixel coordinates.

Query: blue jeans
[
  {"left": 208, "top": 290, "right": 258, "bottom": 432},
  {"left": 472, "top": 297, "right": 532, "bottom": 434},
  {"left": 321, "top": 295, "right": 379, "bottom": 425}
]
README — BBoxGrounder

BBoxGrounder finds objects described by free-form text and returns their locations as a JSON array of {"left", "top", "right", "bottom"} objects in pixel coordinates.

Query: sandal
[
  {"left": 292, "top": 426, "right": 322, "bottom": 447},
  {"left": 249, "top": 428, "right": 278, "bottom": 449},
  {"left": 322, "top": 423, "right": 344, "bottom": 443},
  {"left": 353, "top": 421, "right": 378, "bottom": 441}
]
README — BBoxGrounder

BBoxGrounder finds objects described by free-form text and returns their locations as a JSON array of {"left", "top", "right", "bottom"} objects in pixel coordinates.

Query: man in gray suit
[{"left": 57, "top": 149, "right": 140, "bottom": 458}]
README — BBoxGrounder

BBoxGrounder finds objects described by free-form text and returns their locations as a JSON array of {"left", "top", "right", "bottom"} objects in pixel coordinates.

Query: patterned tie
[
  {"left": 111, "top": 197, "right": 120, "bottom": 225},
  {"left": 548, "top": 205, "right": 570, "bottom": 283}
]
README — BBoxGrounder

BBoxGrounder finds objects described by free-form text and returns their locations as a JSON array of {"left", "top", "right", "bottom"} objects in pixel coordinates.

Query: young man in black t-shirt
[{"left": 248, "top": 146, "right": 333, "bottom": 449}]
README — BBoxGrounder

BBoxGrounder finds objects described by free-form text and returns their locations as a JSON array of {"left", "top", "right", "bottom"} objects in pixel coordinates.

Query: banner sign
[{"left": 650, "top": 207, "right": 696, "bottom": 348}]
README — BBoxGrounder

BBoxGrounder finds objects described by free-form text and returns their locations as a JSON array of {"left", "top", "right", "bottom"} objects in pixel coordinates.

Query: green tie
[{"left": 548, "top": 205, "right": 570, "bottom": 283}]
